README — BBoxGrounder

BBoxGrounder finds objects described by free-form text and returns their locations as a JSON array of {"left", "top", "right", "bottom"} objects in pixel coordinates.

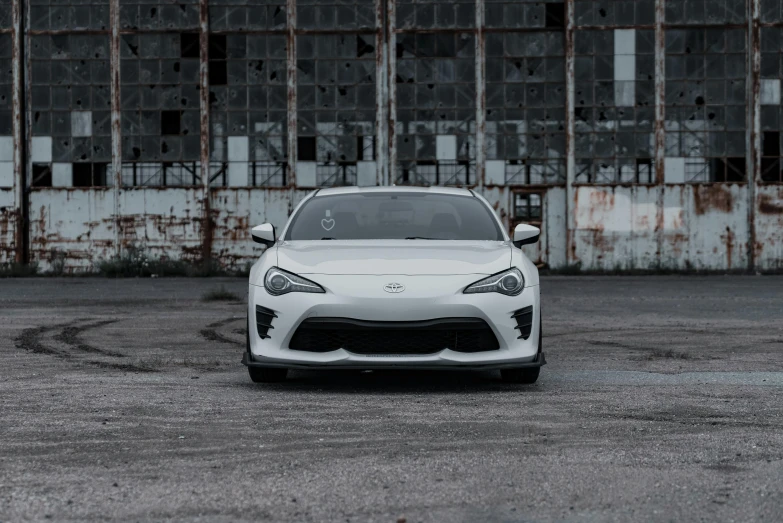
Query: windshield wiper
[
  {"left": 321, "top": 237, "right": 336, "bottom": 240},
  {"left": 405, "top": 236, "right": 440, "bottom": 240}
]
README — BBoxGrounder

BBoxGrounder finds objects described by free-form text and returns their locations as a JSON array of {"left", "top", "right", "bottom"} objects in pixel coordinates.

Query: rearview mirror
[
  {"left": 251, "top": 223, "right": 276, "bottom": 247},
  {"left": 513, "top": 224, "right": 540, "bottom": 248}
]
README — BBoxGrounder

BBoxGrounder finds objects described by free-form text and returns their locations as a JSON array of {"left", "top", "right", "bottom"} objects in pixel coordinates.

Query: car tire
[
  {"left": 500, "top": 367, "right": 540, "bottom": 384},
  {"left": 248, "top": 366, "right": 288, "bottom": 383},
  {"left": 500, "top": 316, "right": 543, "bottom": 384}
]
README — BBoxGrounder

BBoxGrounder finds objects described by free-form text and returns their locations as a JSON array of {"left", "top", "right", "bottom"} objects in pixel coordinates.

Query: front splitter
[{"left": 242, "top": 352, "right": 546, "bottom": 371}]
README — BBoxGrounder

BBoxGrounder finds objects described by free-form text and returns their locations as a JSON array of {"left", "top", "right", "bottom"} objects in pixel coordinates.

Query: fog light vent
[
  {"left": 255, "top": 305, "right": 277, "bottom": 340},
  {"left": 511, "top": 306, "right": 534, "bottom": 340}
]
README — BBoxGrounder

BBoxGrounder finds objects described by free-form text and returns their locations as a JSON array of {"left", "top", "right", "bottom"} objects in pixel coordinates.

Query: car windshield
[{"left": 285, "top": 192, "right": 504, "bottom": 241}]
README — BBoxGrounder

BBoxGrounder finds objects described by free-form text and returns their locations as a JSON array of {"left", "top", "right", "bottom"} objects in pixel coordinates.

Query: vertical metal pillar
[
  {"left": 474, "top": 0, "right": 485, "bottom": 190},
  {"left": 564, "top": 0, "right": 575, "bottom": 264},
  {"left": 11, "top": 0, "right": 24, "bottom": 262},
  {"left": 748, "top": 0, "right": 760, "bottom": 271},
  {"left": 386, "top": 0, "right": 396, "bottom": 186},
  {"left": 198, "top": 0, "right": 212, "bottom": 262},
  {"left": 110, "top": 0, "right": 122, "bottom": 256},
  {"left": 654, "top": 0, "right": 665, "bottom": 265},
  {"left": 286, "top": 0, "right": 298, "bottom": 187},
  {"left": 374, "top": 0, "right": 387, "bottom": 186}
]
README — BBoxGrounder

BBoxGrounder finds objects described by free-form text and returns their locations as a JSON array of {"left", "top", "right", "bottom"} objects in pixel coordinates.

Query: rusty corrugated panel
[
  {"left": 11, "top": 0, "right": 22, "bottom": 262},
  {"left": 286, "top": 0, "right": 297, "bottom": 187},
  {"left": 110, "top": 0, "right": 121, "bottom": 257},
  {"left": 654, "top": 0, "right": 665, "bottom": 265},
  {"left": 199, "top": 0, "right": 212, "bottom": 262},
  {"left": 564, "top": 0, "right": 575, "bottom": 265},
  {"left": 474, "top": 0, "right": 485, "bottom": 190}
]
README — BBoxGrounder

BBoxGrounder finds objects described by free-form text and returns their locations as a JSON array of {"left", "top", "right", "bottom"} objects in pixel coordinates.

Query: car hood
[{"left": 276, "top": 240, "right": 512, "bottom": 276}]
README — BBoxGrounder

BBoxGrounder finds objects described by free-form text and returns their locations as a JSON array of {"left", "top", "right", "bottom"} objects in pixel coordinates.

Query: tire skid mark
[
  {"left": 15, "top": 324, "right": 71, "bottom": 357},
  {"left": 53, "top": 319, "right": 125, "bottom": 357},
  {"left": 14, "top": 318, "right": 155, "bottom": 372},
  {"left": 200, "top": 317, "right": 244, "bottom": 346}
]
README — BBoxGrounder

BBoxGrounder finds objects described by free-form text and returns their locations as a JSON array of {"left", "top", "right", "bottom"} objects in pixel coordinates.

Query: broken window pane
[
  {"left": 665, "top": 0, "right": 746, "bottom": 25},
  {"left": 298, "top": 0, "right": 375, "bottom": 31},
  {"left": 486, "top": 30, "right": 566, "bottom": 185},
  {"left": 573, "top": 0, "right": 655, "bottom": 26},
  {"left": 0, "top": 33, "right": 12, "bottom": 136},
  {"left": 209, "top": 0, "right": 286, "bottom": 32},
  {"left": 120, "top": 0, "right": 199, "bottom": 31},
  {"left": 298, "top": 33, "right": 376, "bottom": 186},
  {"left": 30, "top": 30, "right": 112, "bottom": 184},
  {"left": 574, "top": 29, "right": 655, "bottom": 184},
  {"left": 664, "top": 28, "right": 746, "bottom": 183},
  {"left": 395, "top": 32, "right": 475, "bottom": 185},
  {"left": 760, "top": 27, "right": 783, "bottom": 182},
  {"left": 398, "top": 0, "right": 475, "bottom": 30},
  {"left": 121, "top": 32, "right": 201, "bottom": 186}
]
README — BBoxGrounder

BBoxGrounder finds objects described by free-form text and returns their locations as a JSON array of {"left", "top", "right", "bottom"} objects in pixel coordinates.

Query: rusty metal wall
[{"left": 1, "top": 0, "right": 782, "bottom": 273}]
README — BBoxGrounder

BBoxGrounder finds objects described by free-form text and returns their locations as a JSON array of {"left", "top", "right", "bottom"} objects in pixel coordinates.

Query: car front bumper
[{"left": 245, "top": 274, "right": 543, "bottom": 370}]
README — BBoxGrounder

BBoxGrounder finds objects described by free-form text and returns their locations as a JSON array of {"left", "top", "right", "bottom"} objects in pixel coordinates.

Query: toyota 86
[{"left": 243, "top": 186, "right": 545, "bottom": 384}]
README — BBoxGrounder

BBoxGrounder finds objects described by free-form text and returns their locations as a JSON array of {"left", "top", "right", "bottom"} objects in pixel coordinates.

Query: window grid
[
  {"left": 574, "top": 29, "right": 655, "bottom": 184},
  {"left": 486, "top": 31, "right": 566, "bottom": 185},
  {"left": 297, "top": 33, "right": 377, "bottom": 184},
  {"left": 664, "top": 28, "right": 747, "bottom": 183},
  {"left": 395, "top": 32, "right": 476, "bottom": 185}
]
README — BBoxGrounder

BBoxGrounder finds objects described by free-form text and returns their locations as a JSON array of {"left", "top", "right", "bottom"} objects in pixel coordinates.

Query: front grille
[
  {"left": 512, "top": 306, "right": 534, "bottom": 339},
  {"left": 256, "top": 305, "right": 277, "bottom": 339},
  {"left": 289, "top": 317, "right": 499, "bottom": 354}
]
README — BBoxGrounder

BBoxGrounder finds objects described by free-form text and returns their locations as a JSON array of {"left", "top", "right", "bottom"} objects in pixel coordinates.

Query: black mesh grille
[
  {"left": 289, "top": 317, "right": 499, "bottom": 354},
  {"left": 256, "top": 305, "right": 277, "bottom": 339},
  {"left": 512, "top": 306, "right": 534, "bottom": 340}
]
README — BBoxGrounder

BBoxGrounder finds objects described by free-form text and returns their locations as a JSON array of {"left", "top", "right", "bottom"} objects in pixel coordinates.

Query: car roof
[{"left": 313, "top": 186, "right": 474, "bottom": 197}]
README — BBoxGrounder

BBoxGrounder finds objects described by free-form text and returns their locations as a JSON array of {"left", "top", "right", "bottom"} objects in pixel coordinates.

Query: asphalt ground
[{"left": 1, "top": 276, "right": 782, "bottom": 522}]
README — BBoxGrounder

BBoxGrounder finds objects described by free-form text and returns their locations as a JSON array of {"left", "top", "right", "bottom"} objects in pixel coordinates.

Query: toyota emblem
[{"left": 383, "top": 283, "right": 405, "bottom": 293}]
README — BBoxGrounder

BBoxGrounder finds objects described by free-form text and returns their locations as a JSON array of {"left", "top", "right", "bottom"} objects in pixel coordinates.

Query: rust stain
[
  {"left": 758, "top": 194, "right": 783, "bottom": 215},
  {"left": 720, "top": 226, "right": 735, "bottom": 270},
  {"left": 586, "top": 229, "right": 615, "bottom": 253},
  {"left": 692, "top": 185, "right": 734, "bottom": 215}
]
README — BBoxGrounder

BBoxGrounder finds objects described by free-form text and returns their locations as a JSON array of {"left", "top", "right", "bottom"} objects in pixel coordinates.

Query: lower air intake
[
  {"left": 289, "top": 317, "right": 499, "bottom": 354},
  {"left": 256, "top": 305, "right": 276, "bottom": 339},
  {"left": 512, "top": 306, "right": 534, "bottom": 340}
]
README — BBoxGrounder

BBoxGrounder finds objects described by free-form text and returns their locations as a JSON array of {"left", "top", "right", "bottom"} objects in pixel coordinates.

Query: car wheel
[
  {"left": 501, "top": 316, "right": 543, "bottom": 384},
  {"left": 248, "top": 366, "right": 288, "bottom": 383}
]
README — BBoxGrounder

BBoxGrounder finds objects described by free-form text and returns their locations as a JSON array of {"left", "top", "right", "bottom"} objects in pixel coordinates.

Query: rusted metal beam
[
  {"left": 564, "top": 0, "right": 575, "bottom": 265},
  {"left": 386, "top": 0, "right": 396, "bottom": 186},
  {"left": 474, "top": 0, "right": 485, "bottom": 190},
  {"left": 748, "top": 0, "right": 760, "bottom": 271},
  {"left": 374, "top": 0, "right": 387, "bottom": 186},
  {"left": 110, "top": 0, "right": 122, "bottom": 257},
  {"left": 654, "top": 0, "right": 665, "bottom": 265},
  {"left": 286, "top": 0, "right": 297, "bottom": 187},
  {"left": 11, "top": 0, "right": 24, "bottom": 263},
  {"left": 22, "top": 0, "right": 32, "bottom": 264},
  {"left": 383, "top": 0, "right": 397, "bottom": 185},
  {"left": 199, "top": 0, "right": 212, "bottom": 262}
]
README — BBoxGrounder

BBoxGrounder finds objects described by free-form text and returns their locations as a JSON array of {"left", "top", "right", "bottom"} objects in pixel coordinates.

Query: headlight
[
  {"left": 264, "top": 267, "right": 325, "bottom": 296},
  {"left": 463, "top": 268, "right": 525, "bottom": 296}
]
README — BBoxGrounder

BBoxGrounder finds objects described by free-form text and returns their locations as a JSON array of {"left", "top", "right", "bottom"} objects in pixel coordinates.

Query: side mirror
[
  {"left": 513, "top": 224, "right": 540, "bottom": 248},
  {"left": 251, "top": 223, "right": 276, "bottom": 247}
]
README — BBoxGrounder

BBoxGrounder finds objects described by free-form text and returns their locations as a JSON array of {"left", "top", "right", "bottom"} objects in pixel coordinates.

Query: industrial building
[{"left": 0, "top": 0, "right": 782, "bottom": 272}]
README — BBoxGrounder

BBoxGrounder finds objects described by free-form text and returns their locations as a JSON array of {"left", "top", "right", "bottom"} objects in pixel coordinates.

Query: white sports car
[{"left": 243, "top": 186, "right": 544, "bottom": 384}]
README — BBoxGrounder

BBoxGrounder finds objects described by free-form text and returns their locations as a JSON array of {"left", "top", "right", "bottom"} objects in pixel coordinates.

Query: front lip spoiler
[{"left": 242, "top": 352, "right": 546, "bottom": 371}]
